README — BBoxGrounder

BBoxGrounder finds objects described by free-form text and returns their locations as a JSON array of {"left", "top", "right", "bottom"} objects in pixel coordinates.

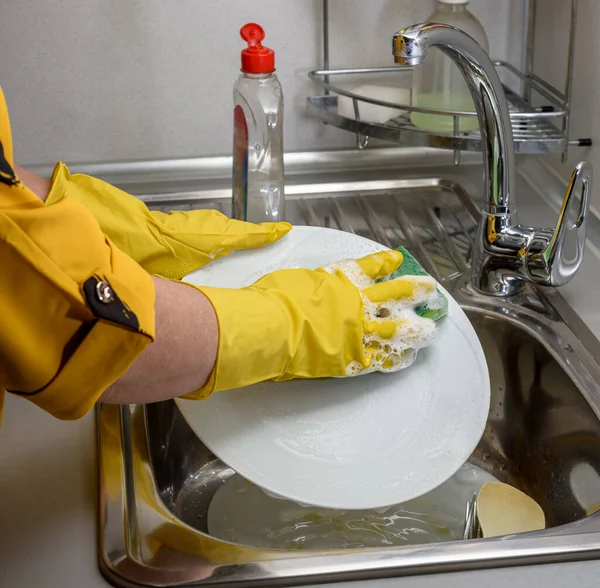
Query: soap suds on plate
[{"left": 325, "top": 260, "right": 442, "bottom": 376}]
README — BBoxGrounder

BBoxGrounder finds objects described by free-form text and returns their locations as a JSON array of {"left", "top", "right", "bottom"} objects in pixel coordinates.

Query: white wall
[{"left": 1, "top": 0, "right": 522, "bottom": 165}]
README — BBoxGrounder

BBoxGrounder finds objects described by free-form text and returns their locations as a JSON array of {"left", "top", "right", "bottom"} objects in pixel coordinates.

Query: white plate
[
  {"left": 177, "top": 226, "right": 490, "bottom": 510},
  {"left": 206, "top": 463, "right": 499, "bottom": 549}
]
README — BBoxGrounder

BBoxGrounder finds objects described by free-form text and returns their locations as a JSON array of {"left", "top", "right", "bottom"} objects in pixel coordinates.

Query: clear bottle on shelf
[
  {"left": 232, "top": 23, "right": 285, "bottom": 223},
  {"left": 411, "top": 0, "right": 489, "bottom": 133}
]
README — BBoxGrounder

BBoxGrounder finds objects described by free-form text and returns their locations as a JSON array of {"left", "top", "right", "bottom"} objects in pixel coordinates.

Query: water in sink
[{"left": 207, "top": 462, "right": 498, "bottom": 549}]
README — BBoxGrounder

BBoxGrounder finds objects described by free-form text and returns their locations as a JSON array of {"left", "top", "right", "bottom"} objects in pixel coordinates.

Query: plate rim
[{"left": 175, "top": 225, "right": 491, "bottom": 509}]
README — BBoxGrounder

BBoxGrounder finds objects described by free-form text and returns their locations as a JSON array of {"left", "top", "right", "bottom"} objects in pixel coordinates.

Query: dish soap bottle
[
  {"left": 410, "top": 0, "right": 489, "bottom": 133},
  {"left": 232, "top": 23, "right": 285, "bottom": 223}
]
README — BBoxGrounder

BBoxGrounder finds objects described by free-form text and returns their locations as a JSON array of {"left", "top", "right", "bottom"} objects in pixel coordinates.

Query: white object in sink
[
  {"left": 177, "top": 226, "right": 490, "bottom": 510},
  {"left": 207, "top": 462, "right": 499, "bottom": 549}
]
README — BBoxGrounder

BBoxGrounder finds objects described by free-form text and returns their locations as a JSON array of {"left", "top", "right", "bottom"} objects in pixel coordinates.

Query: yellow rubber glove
[
  {"left": 188, "top": 249, "right": 440, "bottom": 399},
  {"left": 45, "top": 162, "right": 291, "bottom": 280}
]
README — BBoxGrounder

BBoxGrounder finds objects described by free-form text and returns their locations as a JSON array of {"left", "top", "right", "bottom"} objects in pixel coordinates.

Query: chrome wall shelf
[{"left": 307, "top": 0, "right": 591, "bottom": 161}]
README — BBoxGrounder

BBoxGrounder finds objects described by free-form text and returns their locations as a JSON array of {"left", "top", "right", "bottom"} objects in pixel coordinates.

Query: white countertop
[{"left": 3, "top": 184, "right": 600, "bottom": 587}]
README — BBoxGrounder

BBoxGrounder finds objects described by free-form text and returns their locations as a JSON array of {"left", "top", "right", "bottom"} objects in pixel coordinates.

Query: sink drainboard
[{"left": 98, "top": 175, "right": 600, "bottom": 587}]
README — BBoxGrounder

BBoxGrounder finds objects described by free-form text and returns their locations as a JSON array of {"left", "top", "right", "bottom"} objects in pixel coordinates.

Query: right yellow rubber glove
[{"left": 187, "top": 249, "right": 439, "bottom": 399}]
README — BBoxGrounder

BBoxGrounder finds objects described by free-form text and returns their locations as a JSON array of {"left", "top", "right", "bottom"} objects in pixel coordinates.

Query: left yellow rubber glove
[{"left": 45, "top": 162, "right": 291, "bottom": 280}]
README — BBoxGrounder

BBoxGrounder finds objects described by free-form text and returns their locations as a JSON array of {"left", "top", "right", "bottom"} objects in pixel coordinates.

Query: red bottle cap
[{"left": 240, "top": 23, "right": 275, "bottom": 74}]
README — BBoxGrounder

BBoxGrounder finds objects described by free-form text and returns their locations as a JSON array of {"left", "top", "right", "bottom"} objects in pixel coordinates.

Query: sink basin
[
  {"left": 97, "top": 152, "right": 600, "bottom": 587},
  {"left": 142, "top": 304, "right": 600, "bottom": 530}
]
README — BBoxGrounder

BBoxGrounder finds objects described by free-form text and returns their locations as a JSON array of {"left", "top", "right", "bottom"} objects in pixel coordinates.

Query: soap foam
[
  {"left": 324, "top": 260, "right": 440, "bottom": 377},
  {"left": 324, "top": 260, "right": 373, "bottom": 288}
]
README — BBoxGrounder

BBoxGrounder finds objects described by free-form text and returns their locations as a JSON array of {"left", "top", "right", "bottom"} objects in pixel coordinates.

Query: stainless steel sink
[{"left": 96, "top": 149, "right": 600, "bottom": 587}]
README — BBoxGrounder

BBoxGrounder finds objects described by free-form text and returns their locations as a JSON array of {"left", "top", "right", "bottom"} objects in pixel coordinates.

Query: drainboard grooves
[
  {"left": 444, "top": 201, "right": 475, "bottom": 266},
  {"left": 417, "top": 216, "right": 460, "bottom": 281},
  {"left": 424, "top": 203, "right": 469, "bottom": 274},
  {"left": 392, "top": 197, "right": 443, "bottom": 282},
  {"left": 355, "top": 195, "right": 392, "bottom": 248},
  {"left": 330, "top": 197, "right": 355, "bottom": 234},
  {"left": 297, "top": 198, "right": 321, "bottom": 226},
  {"left": 415, "top": 197, "right": 473, "bottom": 282}
]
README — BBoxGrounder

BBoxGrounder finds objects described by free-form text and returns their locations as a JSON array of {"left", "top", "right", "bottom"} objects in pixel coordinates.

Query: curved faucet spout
[{"left": 393, "top": 23, "right": 515, "bottom": 216}]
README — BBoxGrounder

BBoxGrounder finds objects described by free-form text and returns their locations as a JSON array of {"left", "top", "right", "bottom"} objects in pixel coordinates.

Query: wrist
[{"left": 14, "top": 164, "right": 51, "bottom": 202}]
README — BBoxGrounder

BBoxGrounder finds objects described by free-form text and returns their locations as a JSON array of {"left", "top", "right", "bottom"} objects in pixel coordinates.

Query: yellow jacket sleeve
[{"left": 0, "top": 87, "right": 155, "bottom": 420}]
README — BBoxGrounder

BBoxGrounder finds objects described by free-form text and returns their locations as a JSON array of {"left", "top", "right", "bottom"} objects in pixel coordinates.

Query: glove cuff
[
  {"left": 181, "top": 269, "right": 367, "bottom": 400},
  {"left": 182, "top": 284, "right": 292, "bottom": 398}
]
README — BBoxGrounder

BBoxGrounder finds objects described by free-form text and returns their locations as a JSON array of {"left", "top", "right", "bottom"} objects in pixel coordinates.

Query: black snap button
[{"left": 82, "top": 276, "right": 140, "bottom": 332}]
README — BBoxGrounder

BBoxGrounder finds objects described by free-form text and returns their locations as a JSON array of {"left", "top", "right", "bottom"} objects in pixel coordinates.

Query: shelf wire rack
[{"left": 307, "top": 0, "right": 591, "bottom": 162}]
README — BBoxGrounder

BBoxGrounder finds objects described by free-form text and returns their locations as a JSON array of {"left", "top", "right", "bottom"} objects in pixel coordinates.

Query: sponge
[{"left": 379, "top": 246, "right": 448, "bottom": 322}]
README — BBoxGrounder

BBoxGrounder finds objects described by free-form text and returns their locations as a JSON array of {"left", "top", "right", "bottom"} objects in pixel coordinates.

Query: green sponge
[{"left": 378, "top": 246, "right": 448, "bottom": 322}]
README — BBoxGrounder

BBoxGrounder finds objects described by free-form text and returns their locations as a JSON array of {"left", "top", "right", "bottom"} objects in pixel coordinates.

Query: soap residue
[
  {"left": 207, "top": 463, "right": 498, "bottom": 550},
  {"left": 324, "top": 259, "right": 441, "bottom": 376}
]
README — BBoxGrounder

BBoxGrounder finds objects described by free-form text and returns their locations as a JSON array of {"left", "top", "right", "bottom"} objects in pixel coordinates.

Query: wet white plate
[
  {"left": 207, "top": 463, "right": 499, "bottom": 549},
  {"left": 177, "top": 226, "right": 490, "bottom": 510}
]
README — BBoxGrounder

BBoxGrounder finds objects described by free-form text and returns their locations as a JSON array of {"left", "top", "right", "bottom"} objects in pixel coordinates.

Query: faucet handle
[{"left": 526, "top": 161, "right": 592, "bottom": 287}]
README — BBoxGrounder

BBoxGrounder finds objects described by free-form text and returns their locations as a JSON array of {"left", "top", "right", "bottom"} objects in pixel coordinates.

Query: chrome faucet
[{"left": 393, "top": 23, "right": 592, "bottom": 296}]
